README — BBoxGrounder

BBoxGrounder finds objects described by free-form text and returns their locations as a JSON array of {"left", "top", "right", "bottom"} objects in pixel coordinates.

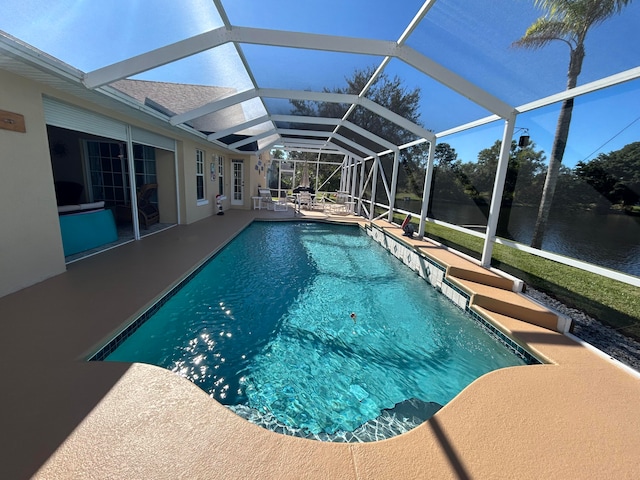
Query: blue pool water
[{"left": 103, "top": 222, "right": 529, "bottom": 440}]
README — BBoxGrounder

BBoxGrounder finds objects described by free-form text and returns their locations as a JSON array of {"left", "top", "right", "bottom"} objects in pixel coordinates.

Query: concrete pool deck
[{"left": 1, "top": 209, "right": 639, "bottom": 479}]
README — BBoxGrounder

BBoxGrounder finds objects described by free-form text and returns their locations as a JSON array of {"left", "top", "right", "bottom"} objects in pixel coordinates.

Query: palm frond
[
  {"left": 512, "top": 18, "right": 572, "bottom": 49},
  {"left": 534, "top": 0, "right": 632, "bottom": 28},
  {"left": 533, "top": 0, "right": 573, "bottom": 17},
  {"left": 582, "top": 0, "right": 633, "bottom": 28}
]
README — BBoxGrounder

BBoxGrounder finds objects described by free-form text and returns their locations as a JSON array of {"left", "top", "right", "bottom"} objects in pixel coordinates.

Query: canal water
[{"left": 395, "top": 199, "right": 640, "bottom": 278}]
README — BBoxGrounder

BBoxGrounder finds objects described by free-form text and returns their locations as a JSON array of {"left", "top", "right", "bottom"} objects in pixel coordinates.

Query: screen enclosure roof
[{"left": 1, "top": 0, "right": 639, "bottom": 158}]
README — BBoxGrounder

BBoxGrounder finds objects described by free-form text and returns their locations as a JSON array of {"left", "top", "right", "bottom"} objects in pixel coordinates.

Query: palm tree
[{"left": 513, "top": 0, "right": 632, "bottom": 249}]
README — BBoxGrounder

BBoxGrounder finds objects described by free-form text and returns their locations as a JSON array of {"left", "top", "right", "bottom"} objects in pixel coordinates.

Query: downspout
[
  {"left": 387, "top": 149, "right": 400, "bottom": 223},
  {"left": 125, "top": 125, "right": 140, "bottom": 240},
  {"left": 481, "top": 112, "right": 517, "bottom": 267},
  {"left": 419, "top": 140, "right": 436, "bottom": 237}
]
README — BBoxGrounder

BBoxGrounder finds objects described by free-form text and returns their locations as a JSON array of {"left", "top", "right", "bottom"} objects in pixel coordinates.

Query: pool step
[
  {"left": 452, "top": 278, "right": 562, "bottom": 332},
  {"left": 416, "top": 243, "right": 516, "bottom": 291},
  {"left": 446, "top": 264, "right": 515, "bottom": 291},
  {"left": 373, "top": 222, "right": 516, "bottom": 291},
  {"left": 368, "top": 220, "right": 570, "bottom": 333}
]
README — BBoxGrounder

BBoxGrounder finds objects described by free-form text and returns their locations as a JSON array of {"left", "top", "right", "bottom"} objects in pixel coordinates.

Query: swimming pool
[{"left": 96, "top": 222, "right": 534, "bottom": 441}]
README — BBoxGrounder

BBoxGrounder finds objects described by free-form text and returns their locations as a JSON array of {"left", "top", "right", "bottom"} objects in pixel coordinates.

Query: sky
[
  {"left": 445, "top": 79, "right": 640, "bottom": 167},
  {"left": 1, "top": 0, "right": 639, "bottom": 167}
]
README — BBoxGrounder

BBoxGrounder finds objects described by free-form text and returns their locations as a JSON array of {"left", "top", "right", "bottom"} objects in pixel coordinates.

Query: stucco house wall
[
  {"left": 0, "top": 69, "right": 67, "bottom": 297},
  {"left": 0, "top": 68, "right": 260, "bottom": 298}
]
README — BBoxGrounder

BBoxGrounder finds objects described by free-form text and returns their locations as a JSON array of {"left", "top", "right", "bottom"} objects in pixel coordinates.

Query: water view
[{"left": 397, "top": 199, "right": 640, "bottom": 277}]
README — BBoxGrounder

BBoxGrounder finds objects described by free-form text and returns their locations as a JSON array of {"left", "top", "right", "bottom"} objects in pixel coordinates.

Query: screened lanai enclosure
[{"left": 2, "top": 0, "right": 639, "bottom": 286}]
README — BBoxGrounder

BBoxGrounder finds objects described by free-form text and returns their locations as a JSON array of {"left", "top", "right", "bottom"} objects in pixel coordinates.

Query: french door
[{"left": 231, "top": 159, "right": 244, "bottom": 206}]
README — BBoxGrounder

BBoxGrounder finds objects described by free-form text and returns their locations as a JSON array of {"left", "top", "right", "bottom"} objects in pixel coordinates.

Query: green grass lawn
[{"left": 390, "top": 213, "right": 640, "bottom": 340}]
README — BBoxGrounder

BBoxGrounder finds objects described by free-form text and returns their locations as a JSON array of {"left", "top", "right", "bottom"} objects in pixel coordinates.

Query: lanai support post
[
  {"left": 481, "top": 112, "right": 517, "bottom": 267},
  {"left": 173, "top": 140, "right": 181, "bottom": 225},
  {"left": 126, "top": 125, "right": 140, "bottom": 241},
  {"left": 387, "top": 149, "right": 400, "bottom": 223},
  {"left": 345, "top": 156, "right": 353, "bottom": 197},
  {"left": 369, "top": 156, "right": 379, "bottom": 220},
  {"left": 349, "top": 157, "right": 358, "bottom": 210},
  {"left": 339, "top": 155, "right": 348, "bottom": 192},
  {"left": 418, "top": 140, "right": 436, "bottom": 237},
  {"left": 357, "top": 157, "right": 366, "bottom": 215},
  {"left": 315, "top": 151, "right": 321, "bottom": 193}
]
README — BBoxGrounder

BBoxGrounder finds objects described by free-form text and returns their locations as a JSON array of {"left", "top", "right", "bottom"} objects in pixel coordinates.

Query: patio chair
[
  {"left": 272, "top": 193, "right": 289, "bottom": 211},
  {"left": 299, "top": 191, "right": 313, "bottom": 210},
  {"left": 137, "top": 183, "right": 160, "bottom": 228},
  {"left": 258, "top": 188, "right": 275, "bottom": 210},
  {"left": 326, "top": 192, "right": 349, "bottom": 214},
  {"left": 310, "top": 192, "right": 326, "bottom": 211}
]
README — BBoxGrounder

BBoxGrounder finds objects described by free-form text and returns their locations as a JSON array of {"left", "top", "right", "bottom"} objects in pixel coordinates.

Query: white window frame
[
  {"left": 196, "top": 149, "right": 207, "bottom": 205},
  {"left": 218, "top": 155, "right": 224, "bottom": 196}
]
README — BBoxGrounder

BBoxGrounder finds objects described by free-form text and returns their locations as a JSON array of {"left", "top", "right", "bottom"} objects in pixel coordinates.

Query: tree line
[{"left": 418, "top": 139, "right": 640, "bottom": 215}]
